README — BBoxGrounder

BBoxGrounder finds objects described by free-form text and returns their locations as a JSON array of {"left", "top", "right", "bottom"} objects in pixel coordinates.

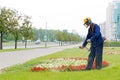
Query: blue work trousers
[{"left": 86, "top": 43, "right": 103, "bottom": 69}]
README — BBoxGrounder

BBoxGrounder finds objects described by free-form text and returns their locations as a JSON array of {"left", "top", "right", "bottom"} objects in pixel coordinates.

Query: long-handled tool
[
  {"left": 62, "top": 47, "right": 90, "bottom": 71},
  {"left": 85, "top": 47, "right": 90, "bottom": 51},
  {"left": 78, "top": 46, "right": 90, "bottom": 57}
]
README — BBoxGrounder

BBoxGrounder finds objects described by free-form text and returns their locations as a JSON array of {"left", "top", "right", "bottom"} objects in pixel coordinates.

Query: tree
[
  {"left": 55, "top": 30, "right": 82, "bottom": 45},
  {"left": 20, "top": 15, "right": 33, "bottom": 48},
  {"left": 8, "top": 9, "right": 22, "bottom": 49},
  {"left": 0, "top": 7, "right": 16, "bottom": 49},
  {"left": 56, "top": 30, "right": 64, "bottom": 46}
]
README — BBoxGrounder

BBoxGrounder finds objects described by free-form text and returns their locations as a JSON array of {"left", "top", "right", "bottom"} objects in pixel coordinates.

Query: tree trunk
[
  {"left": 25, "top": 40, "right": 27, "bottom": 48},
  {"left": 61, "top": 41, "right": 63, "bottom": 46},
  {"left": 15, "top": 36, "right": 18, "bottom": 49},
  {"left": 0, "top": 32, "right": 3, "bottom": 50}
]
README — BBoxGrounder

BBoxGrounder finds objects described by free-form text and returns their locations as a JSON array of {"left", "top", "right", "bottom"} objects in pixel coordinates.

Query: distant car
[{"left": 35, "top": 40, "right": 41, "bottom": 44}]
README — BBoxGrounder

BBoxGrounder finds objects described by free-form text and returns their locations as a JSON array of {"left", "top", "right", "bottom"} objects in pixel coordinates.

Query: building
[
  {"left": 105, "top": 0, "right": 120, "bottom": 41},
  {"left": 99, "top": 22, "right": 106, "bottom": 38},
  {"left": 105, "top": 2, "right": 115, "bottom": 40},
  {"left": 113, "top": 1, "right": 120, "bottom": 41}
]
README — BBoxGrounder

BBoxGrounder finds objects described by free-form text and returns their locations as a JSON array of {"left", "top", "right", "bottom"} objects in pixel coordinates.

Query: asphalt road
[
  {"left": 0, "top": 44, "right": 80, "bottom": 70},
  {"left": 3, "top": 42, "right": 60, "bottom": 49}
]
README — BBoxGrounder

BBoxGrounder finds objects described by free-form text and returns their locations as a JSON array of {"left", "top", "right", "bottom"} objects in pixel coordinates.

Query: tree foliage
[
  {"left": 0, "top": 7, "right": 19, "bottom": 49},
  {"left": 20, "top": 15, "right": 33, "bottom": 48},
  {"left": 0, "top": 7, "right": 34, "bottom": 49},
  {"left": 7, "top": 9, "right": 21, "bottom": 49}
]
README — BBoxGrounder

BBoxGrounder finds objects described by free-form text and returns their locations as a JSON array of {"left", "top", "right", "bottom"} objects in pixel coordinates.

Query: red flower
[
  {"left": 102, "top": 61, "right": 109, "bottom": 67},
  {"left": 31, "top": 58, "right": 109, "bottom": 72},
  {"left": 31, "top": 67, "right": 43, "bottom": 72}
]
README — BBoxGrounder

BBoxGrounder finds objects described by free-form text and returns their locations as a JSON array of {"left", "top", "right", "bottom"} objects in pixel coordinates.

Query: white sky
[{"left": 0, "top": 0, "right": 113, "bottom": 36}]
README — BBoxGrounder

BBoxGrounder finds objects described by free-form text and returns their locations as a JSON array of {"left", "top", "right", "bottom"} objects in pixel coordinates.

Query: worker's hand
[
  {"left": 79, "top": 46, "right": 84, "bottom": 49},
  {"left": 87, "top": 39, "right": 91, "bottom": 43}
]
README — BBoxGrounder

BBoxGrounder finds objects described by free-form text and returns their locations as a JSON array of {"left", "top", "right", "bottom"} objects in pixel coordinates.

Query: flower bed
[{"left": 31, "top": 58, "right": 109, "bottom": 72}]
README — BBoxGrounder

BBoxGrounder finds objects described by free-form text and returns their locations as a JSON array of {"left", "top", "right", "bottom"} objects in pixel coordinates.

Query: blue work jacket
[{"left": 82, "top": 23, "right": 104, "bottom": 47}]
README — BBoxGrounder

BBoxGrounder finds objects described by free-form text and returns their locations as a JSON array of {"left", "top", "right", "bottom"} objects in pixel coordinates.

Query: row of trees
[
  {"left": 0, "top": 7, "right": 82, "bottom": 50},
  {"left": 33, "top": 29, "right": 82, "bottom": 45},
  {"left": 0, "top": 7, "right": 33, "bottom": 49},
  {"left": 3, "top": 28, "right": 82, "bottom": 44}
]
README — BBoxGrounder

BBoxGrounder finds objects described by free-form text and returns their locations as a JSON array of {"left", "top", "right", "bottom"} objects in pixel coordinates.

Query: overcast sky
[{"left": 0, "top": 0, "right": 113, "bottom": 36}]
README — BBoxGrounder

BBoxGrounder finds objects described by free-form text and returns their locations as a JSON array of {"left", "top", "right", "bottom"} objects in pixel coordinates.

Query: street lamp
[{"left": 44, "top": 22, "right": 47, "bottom": 47}]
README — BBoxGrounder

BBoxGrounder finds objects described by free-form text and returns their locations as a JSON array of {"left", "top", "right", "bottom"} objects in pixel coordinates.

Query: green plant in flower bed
[
  {"left": 31, "top": 58, "right": 109, "bottom": 72},
  {"left": 0, "top": 47, "right": 120, "bottom": 80}
]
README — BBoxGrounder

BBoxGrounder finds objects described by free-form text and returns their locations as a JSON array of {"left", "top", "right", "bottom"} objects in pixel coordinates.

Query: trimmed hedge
[{"left": 104, "top": 41, "right": 120, "bottom": 47}]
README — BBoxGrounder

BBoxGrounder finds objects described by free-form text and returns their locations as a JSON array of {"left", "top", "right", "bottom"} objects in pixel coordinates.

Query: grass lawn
[
  {"left": 0, "top": 48, "right": 31, "bottom": 52},
  {"left": 0, "top": 47, "right": 120, "bottom": 80},
  {"left": 0, "top": 47, "right": 49, "bottom": 52}
]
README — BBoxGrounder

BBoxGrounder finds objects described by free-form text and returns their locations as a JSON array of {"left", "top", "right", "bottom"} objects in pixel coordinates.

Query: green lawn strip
[
  {"left": 0, "top": 47, "right": 50, "bottom": 52},
  {"left": 0, "top": 47, "right": 120, "bottom": 80},
  {"left": 0, "top": 44, "right": 72, "bottom": 53},
  {"left": 0, "top": 66, "right": 120, "bottom": 80},
  {"left": 0, "top": 48, "right": 31, "bottom": 52}
]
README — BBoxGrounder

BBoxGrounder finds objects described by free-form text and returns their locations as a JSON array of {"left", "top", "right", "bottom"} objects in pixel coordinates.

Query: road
[
  {"left": 0, "top": 44, "right": 80, "bottom": 70},
  {"left": 3, "top": 42, "right": 60, "bottom": 49}
]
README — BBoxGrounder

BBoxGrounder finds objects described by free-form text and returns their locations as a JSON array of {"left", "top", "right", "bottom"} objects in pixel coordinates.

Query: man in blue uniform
[{"left": 80, "top": 17, "right": 104, "bottom": 70}]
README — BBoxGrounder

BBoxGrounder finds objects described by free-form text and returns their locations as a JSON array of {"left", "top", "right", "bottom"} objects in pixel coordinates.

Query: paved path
[{"left": 0, "top": 44, "right": 80, "bottom": 70}]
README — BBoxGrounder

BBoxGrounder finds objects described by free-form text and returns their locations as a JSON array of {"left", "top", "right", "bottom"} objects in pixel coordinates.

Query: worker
[{"left": 79, "top": 17, "right": 104, "bottom": 70}]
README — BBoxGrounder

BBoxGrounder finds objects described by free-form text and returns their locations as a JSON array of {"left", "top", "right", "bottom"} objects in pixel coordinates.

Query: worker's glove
[
  {"left": 79, "top": 46, "right": 84, "bottom": 49},
  {"left": 87, "top": 39, "right": 91, "bottom": 43}
]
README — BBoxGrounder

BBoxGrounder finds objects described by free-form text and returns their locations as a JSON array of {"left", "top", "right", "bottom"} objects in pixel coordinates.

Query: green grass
[
  {"left": 0, "top": 47, "right": 120, "bottom": 80},
  {"left": 0, "top": 47, "right": 50, "bottom": 52},
  {"left": 0, "top": 48, "right": 31, "bottom": 52}
]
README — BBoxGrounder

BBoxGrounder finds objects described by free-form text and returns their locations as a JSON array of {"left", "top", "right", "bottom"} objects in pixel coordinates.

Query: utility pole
[{"left": 45, "top": 22, "right": 47, "bottom": 47}]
